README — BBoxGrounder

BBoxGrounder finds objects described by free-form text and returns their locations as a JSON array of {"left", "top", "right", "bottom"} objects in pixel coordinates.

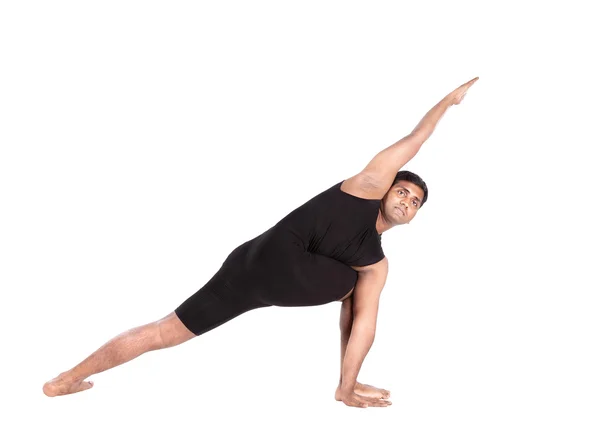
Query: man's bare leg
[{"left": 43, "top": 312, "right": 195, "bottom": 397}]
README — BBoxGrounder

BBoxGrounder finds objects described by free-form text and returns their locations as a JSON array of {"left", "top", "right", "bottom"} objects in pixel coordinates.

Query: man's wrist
[{"left": 340, "top": 380, "right": 357, "bottom": 392}]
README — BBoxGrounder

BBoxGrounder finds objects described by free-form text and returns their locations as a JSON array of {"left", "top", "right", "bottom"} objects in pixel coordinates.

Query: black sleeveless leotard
[{"left": 175, "top": 181, "right": 385, "bottom": 335}]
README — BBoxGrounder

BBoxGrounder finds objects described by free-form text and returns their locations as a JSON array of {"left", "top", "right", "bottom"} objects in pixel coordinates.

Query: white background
[{"left": 1, "top": 1, "right": 599, "bottom": 433}]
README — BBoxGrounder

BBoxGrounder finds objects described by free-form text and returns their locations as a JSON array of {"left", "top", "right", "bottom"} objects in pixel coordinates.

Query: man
[{"left": 43, "top": 77, "right": 478, "bottom": 408}]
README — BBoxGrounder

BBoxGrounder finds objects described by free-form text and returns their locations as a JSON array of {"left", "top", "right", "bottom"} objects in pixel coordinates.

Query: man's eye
[{"left": 398, "top": 190, "right": 405, "bottom": 196}]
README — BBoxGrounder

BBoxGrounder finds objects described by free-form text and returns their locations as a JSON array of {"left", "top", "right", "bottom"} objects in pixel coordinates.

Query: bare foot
[
  {"left": 43, "top": 373, "right": 94, "bottom": 397},
  {"left": 335, "top": 382, "right": 390, "bottom": 401}
]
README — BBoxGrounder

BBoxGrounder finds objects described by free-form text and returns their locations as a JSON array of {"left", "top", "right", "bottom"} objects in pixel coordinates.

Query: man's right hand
[{"left": 336, "top": 387, "right": 392, "bottom": 408}]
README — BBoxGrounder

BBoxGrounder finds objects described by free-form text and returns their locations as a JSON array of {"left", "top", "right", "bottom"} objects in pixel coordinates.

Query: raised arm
[
  {"left": 341, "top": 77, "right": 479, "bottom": 200},
  {"left": 338, "top": 257, "right": 389, "bottom": 408}
]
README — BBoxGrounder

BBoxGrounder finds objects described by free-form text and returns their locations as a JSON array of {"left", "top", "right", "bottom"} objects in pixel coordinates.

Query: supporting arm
[{"left": 337, "top": 258, "right": 389, "bottom": 407}]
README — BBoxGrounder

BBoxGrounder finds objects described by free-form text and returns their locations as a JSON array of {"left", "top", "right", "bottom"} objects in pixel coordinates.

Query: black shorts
[{"left": 174, "top": 242, "right": 357, "bottom": 336}]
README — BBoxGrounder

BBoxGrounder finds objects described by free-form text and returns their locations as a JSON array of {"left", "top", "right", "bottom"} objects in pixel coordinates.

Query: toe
[{"left": 43, "top": 382, "right": 57, "bottom": 397}]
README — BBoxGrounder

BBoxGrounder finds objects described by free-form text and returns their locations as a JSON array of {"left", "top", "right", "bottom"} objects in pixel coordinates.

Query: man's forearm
[
  {"left": 409, "top": 95, "right": 453, "bottom": 143},
  {"left": 339, "top": 297, "right": 353, "bottom": 384},
  {"left": 340, "top": 321, "right": 375, "bottom": 391}
]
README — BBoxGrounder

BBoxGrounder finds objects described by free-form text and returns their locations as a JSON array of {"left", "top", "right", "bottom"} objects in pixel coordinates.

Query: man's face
[{"left": 382, "top": 180, "right": 425, "bottom": 225}]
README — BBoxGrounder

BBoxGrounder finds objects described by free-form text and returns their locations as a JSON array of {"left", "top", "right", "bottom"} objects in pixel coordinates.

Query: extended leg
[{"left": 43, "top": 312, "right": 195, "bottom": 397}]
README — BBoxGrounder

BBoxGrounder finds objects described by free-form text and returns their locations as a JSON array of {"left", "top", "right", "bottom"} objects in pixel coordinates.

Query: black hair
[{"left": 392, "top": 171, "right": 428, "bottom": 207}]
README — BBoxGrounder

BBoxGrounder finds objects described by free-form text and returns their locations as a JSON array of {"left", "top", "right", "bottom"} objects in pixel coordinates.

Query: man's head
[{"left": 381, "top": 171, "right": 428, "bottom": 226}]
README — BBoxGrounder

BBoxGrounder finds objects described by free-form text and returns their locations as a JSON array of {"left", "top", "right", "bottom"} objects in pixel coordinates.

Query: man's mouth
[{"left": 394, "top": 206, "right": 405, "bottom": 216}]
